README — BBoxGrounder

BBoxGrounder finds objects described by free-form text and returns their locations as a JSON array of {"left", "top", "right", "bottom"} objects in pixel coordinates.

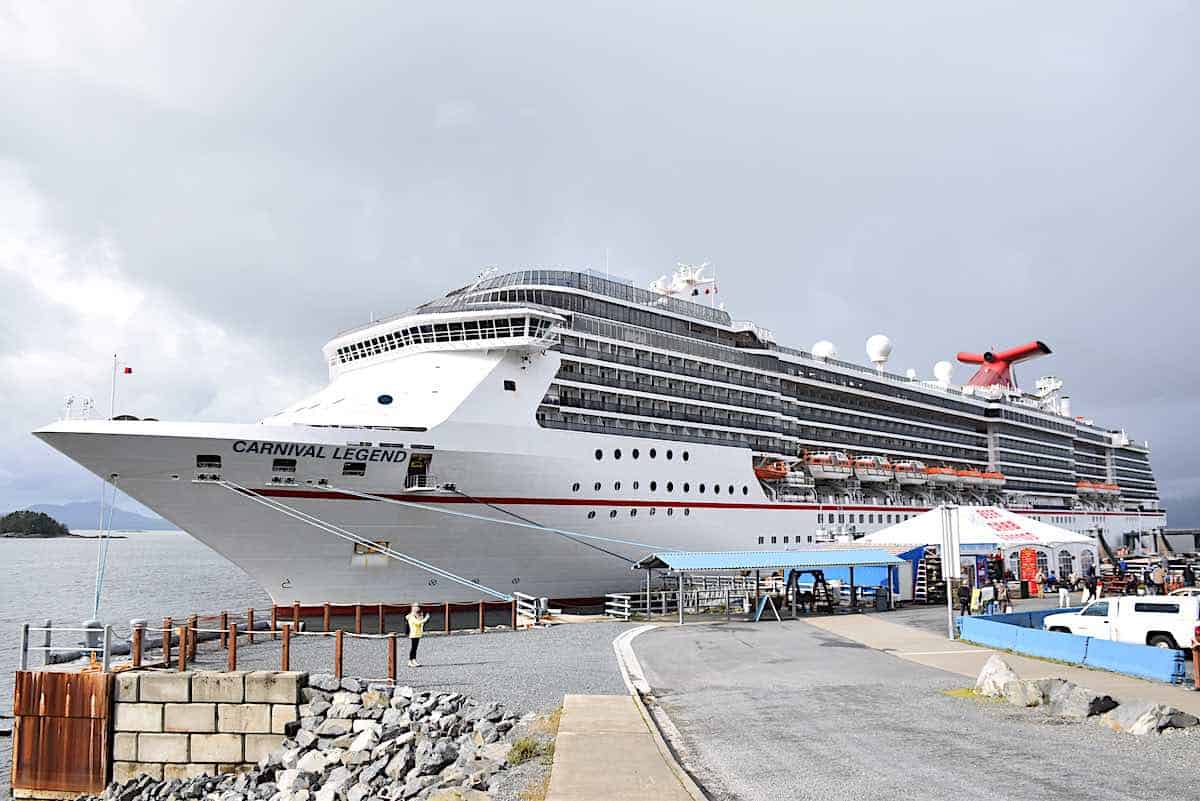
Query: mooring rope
[{"left": 216, "top": 480, "right": 512, "bottom": 601}]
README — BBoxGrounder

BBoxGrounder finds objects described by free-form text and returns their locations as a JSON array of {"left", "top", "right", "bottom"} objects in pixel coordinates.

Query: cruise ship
[{"left": 35, "top": 266, "right": 1166, "bottom": 603}]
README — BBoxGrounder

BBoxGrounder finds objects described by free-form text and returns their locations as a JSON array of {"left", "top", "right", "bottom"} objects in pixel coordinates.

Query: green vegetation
[
  {"left": 0, "top": 510, "right": 71, "bottom": 538},
  {"left": 508, "top": 734, "right": 556, "bottom": 766},
  {"left": 943, "top": 687, "right": 1003, "bottom": 703}
]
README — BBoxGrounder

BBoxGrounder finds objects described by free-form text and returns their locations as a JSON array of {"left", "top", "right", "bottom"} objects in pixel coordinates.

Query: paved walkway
[
  {"left": 805, "top": 613, "right": 1200, "bottom": 713},
  {"left": 546, "top": 694, "right": 698, "bottom": 801}
]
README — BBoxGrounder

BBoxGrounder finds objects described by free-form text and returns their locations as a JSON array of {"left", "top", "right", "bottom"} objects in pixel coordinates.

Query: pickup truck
[{"left": 1043, "top": 596, "right": 1200, "bottom": 650}]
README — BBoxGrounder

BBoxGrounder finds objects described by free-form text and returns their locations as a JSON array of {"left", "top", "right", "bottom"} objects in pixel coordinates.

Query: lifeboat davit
[
  {"left": 853, "top": 455, "right": 894, "bottom": 484},
  {"left": 893, "top": 460, "right": 928, "bottom": 486},
  {"left": 926, "top": 466, "right": 958, "bottom": 485},
  {"left": 956, "top": 468, "right": 985, "bottom": 487},
  {"left": 805, "top": 451, "right": 853, "bottom": 481},
  {"left": 754, "top": 460, "right": 790, "bottom": 481},
  {"left": 981, "top": 471, "right": 1006, "bottom": 489}
]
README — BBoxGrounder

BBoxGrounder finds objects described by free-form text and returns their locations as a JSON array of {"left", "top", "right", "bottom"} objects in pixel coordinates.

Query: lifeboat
[
  {"left": 1076, "top": 481, "right": 1098, "bottom": 495},
  {"left": 753, "top": 460, "right": 789, "bottom": 481},
  {"left": 925, "top": 466, "right": 958, "bottom": 485},
  {"left": 956, "top": 468, "right": 985, "bottom": 487},
  {"left": 805, "top": 451, "right": 853, "bottom": 481},
  {"left": 893, "top": 460, "right": 928, "bottom": 486},
  {"left": 1101, "top": 483, "right": 1120, "bottom": 496},
  {"left": 853, "top": 455, "right": 894, "bottom": 484},
  {"left": 981, "top": 471, "right": 1006, "bottom": 489}
]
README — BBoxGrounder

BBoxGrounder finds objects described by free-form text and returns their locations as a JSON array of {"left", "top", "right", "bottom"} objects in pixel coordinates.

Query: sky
[{"left": 1, "top": 1, "right": 1197, "bottom": 525}]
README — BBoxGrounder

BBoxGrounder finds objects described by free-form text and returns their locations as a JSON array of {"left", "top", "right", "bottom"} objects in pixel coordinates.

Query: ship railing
[{"left": 512, "top": 592, "right": 542, "bottom": 627}]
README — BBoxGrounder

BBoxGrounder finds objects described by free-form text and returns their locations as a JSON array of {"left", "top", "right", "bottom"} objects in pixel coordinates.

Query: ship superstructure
[{"left": 35, "top": 266, "right": 1165, "bottom": 604}]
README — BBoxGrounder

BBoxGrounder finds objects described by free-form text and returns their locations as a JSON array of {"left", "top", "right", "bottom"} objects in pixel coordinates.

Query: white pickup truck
[{"left": 1043, "top": 596, "right": 1200, "bottom": 650}]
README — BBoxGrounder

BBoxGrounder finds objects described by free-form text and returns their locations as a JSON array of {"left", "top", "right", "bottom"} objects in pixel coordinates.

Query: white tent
[{"left": 859, "top": 505, "right": 1097, "bottom": 580}]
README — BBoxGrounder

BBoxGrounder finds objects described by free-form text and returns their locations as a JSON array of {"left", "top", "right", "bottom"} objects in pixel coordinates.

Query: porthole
[
  {"left": 630, "top": 509, "right": 637, "bottom": 517},
  {"left": 649, "top": 508, "right": 656, "bottom": 516},
  {"left": 633, "top": 481, "right": 639, "bottom": 490},
  {"left": 667, "top": 508, "right": 675, "bottom": 516},
  {"left": 683, "top": 483, "right": 690, "bottom": 493},
  {"left": 632, "top": 448, "right": 639, "bottom": 459},
  {"left": 683, "top": 451, "right": 690, "bottom": 462},
  {"left": 666, "top": 450, "right": 674, "bottom": 460},
  {"left": 684, "top": 508, "right": 691, "bottom": 516},
  {"left": 714, "top": 485, "right": 721, "bottom": 494},
  {"left": 595, "top": 449, "right": 603, "bottom": 460},
  {"left": 594, "top": 482, "right": 602, "bottom": 491},
  {"left": 572, "top": 482, "right": 580, "bottom": 492},
  {"left": 728, "top": 485, "right": 735, "bottom": 495},
  {"left": 609, "top": 510, "right": 618, "bottom": 518},
  {"left": 587, "top": 511, "right": 596, "bottom": 519},
  {"left": 614, "top": 481, "right": 621, "bottom": 491},
  {"left": 650, "top": 481, "right": 657, "bottom": 491},
  {"left": 377, "top": 394, "right": 394, "bottom": 405},
  {"left": 699, "top": 484, "right": 706, "bottom": 493},
  {"left": 666, "top": 482, "right": 674, "bottom": 492},
  {"left": 650, "top": 448, "right": 657, "bottom": 458},
  {"left": 614, "top": 449, "right": 622, "bottom": 460},
  {"left": 742, "top": 485, "right": 748, "bottom": 495},
  {"left": 758, "top": 536, "right": 764, "bottom": 544}
]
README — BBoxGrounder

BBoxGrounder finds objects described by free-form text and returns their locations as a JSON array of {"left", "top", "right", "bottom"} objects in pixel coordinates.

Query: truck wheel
[
  {"left": 1148, "top": 634, "right": 1178, "bottom": 649},
  {"left": 1049, "top": 626, "right": 1071, "bottom": 634}
]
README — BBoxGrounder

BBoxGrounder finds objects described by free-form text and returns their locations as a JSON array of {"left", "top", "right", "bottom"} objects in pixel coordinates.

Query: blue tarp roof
[{"left": 632, "top": 549, "right": 905, "bottom": 572}]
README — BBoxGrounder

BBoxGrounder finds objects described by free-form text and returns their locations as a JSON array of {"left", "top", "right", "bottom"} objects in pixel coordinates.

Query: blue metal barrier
[
  {"left": 1012, "top": 626, "right": 1089, "bottom": 664},
  {"left": 957, "top": 617, "right": 1018, "bottom": 651},
  {"left": 1082, "top": 637, "right": 1187, "bottom": 684}
]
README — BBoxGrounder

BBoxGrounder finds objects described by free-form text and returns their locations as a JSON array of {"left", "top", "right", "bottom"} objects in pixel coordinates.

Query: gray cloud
[{"left": 1, "top": 1, "right": 1196, "bottom": 522}]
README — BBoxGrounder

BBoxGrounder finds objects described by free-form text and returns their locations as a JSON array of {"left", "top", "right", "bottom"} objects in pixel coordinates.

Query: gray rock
[
  {"left": 295, "top": 730, "right": 319, "bottom": 750},
  {"left": 1168, "top": 710, "right": 1199, "bottom": 728},
  {"left": 346, "top": 784, "right": 373, "bottom": 801},
  {"left": 382, "top": 708, "right": 410, "bottom": 729},
  {"left": 402, "top": 775, "right": 439, "bottom": 799},
  {"left": 340, "top": 677, "right": 364, "bottom": 693},
  {"left": 323, "top": 766, "right": 353, "bottom": 794},
  {"left": 385, "top": 745, "right": 414, "bottom": 779},
  {"left": 316, "top": 718, "right": 355, "bottom": 738},
  {"left": 349, "top": 727, "right": 379, "bottom": 753},
  {"left": 276, "top": 770, "right": 311, "bottom": 793},
  {"left": 329, "top": 704, "right": 363, "bottom": 719},
  {"left": 1045, "top": 684, "right": 1118, "bottom": 719},
  {"left": 975, "top": 655, "right": 1019, "bottom": 697},
  {"left": 361, "top": 689, "right": 389, "bottom": 708},
  {"left": 1100, "top": 701, "right": 1177, "bottom": 735},
  {"left": 415, "top": 739, "right": 459, "bottom": 775},
  {"left": 331, "top": 691, "right": 360, "bottom": 706},
  {"left": 1002, "top": 679, "right": 1044, "bottom": 708},
  {"left": 301, "top": 687, "right": 333, "bottom": 704},
  {"left": 310, "top": 674, "right": 341, "bottom": 692},
  {"left": 296, "top": 750, "right": 332, "bottom": 773},
  {"left": 301, "top": 700, "right": 332, "bottom": 719}
]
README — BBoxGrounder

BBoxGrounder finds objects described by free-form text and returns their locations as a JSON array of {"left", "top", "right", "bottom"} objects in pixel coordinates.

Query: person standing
[
  {"left": 1150, "top": 564, "right": 1166, "bottom": 596},
  {"left": 957, "top": 580, "right": 972, "bottom": 617},
  {"left": 1058, "top": 576, "right": 1071, "bottom": 608},
  {"left": 405, "top": 603, "right": 430, "bottom": 668},
  {"left": 1034, "top": 568, "right": 1045, "bottom": 599},
  {"left": 1184, "top": 564, "right": 1196, "bottom": 588},
  {"left": 996, "top": 580, "right": 1012, "bottom": 614}
]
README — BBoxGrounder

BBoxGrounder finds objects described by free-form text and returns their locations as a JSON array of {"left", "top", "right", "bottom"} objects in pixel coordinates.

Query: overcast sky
[{"left": 1, "top": 1, "right": 1197, "bottom": 524}]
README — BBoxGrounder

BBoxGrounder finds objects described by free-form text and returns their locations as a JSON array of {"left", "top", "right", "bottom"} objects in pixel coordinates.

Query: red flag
[{"left": 123, "top": 367, "right": 133, "bottom": 375}]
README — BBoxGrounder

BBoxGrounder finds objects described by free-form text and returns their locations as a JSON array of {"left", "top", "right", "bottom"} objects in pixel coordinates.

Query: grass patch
[
  {"left": 530, "top": 704, "right": 563, "bottom": 736},
  {"left": 942, "top": 687, "right": 1005, "bottom": 703},
  {"left": 519, "top": 775, "right": 551, "bottom": 801},
  {"left": 508, "top": 736, "right": 553, "bottom": 765}
]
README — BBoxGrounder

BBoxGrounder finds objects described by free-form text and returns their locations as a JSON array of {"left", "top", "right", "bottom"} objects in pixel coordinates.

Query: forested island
[{"left": 0, "top": 510, "right": 74, "bottom": 538}]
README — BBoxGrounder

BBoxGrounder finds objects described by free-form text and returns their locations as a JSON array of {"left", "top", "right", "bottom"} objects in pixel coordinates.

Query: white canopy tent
[{"left": 859, "top": 505, "right": 1098, "bottom": 581}]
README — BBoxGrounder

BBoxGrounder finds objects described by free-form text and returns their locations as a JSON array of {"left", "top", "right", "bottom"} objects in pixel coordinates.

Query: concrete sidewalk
[
  {"left": 546, "top": 694, "right": 700, "bottom": 801},
  {"left": 806, "top": 613, "right": 1200, "bottom": 714}
]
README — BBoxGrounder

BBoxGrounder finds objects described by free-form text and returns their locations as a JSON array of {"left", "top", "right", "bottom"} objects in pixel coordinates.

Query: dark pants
[
  {"left": 959, "top": 600, "right": 970, "bottom": 616},
  {"left": 409, "top": 637, "right": 420, "bottom": 660}
]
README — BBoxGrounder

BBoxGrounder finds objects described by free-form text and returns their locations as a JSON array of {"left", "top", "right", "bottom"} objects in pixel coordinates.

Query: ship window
[
  {"left": 728, "top": 485, "right": 735, "bottom": 495},
  {"left": 273, "top": 459, "right": 297, "bottom": 474},
  {"left": 650, "top": 448, "right": 657, "bottom": 458},
  {"left": 699, "top": 484, "right": 706, "bottom": 493},
  {"left": 649, "top": 481, "right": 657, "bottom": 491},
  {"left": 683, "top": 451, "right": 690, "bottom": 461},
  {"left": 633, "top": 481, "right": 639, "bottom": 490},
  {"left": 377, "top": 394, "right": 393, "bottom": 405},
  {"left": 666, "top": 450, "right": 674, "bottom": 460},
  {"left": 839, "top": 514, "right": 845, "bottom": 523},
  {"left": 758, "top": 536, "right": 764, "bottom": 544},
  {"left": 649, "top": 507, "right": 656, "bottom": 516},
  {"left": 503, "top": 380, "right": 516, "bottom": 392},
  {"left": 595, "top": 449, "right": 603, "bottom": 460},
  {"left": 614, "top": 449, "right": 622, "bottom": 460},
  {"left": 684, "top": 508, "right": 690, "bottom": 516},
  {"left": 714, "top": 484, "right": 721, "bottom": 494},
  {"left": 683, "top": 483, "right": 690, "bottom": 493},
  {"left": 742, "top": 486, "right": 748, "bottom": 495},
  {"left": 818, "top": 514, "right": 824, "bottom": 524},
  {"left": 859, "top": 514, "right": 865, "bottom": 524},
  {"left": 609, "top": 510, "right": 618, "bottom": 518},
  {"left": 630, "top": 509, "right": 637, "bottom": 517},
  {"left": 572, "top": 482, "right": 580, "bottom": 492},
  {"left": 771, "top": 536, "right": 776, "bottom": 543},
  {"left": 783, "top": 537, "right": 789, "bottom": 544},
  {"left": 632, "top": 448, "right": 640, "bottom": 459},
  {"left": 667, "top": 482, "right": 674, "bottom": 492},
  {"left": 196, "top": 455, "right": 222, "bottom": 469},
  {"left": 668, "top": 508, "right": 675, "bottom": 516},
  {"left": 587, "top": 511, "right": 596, "bottom": 519},
  {"left": 594, "top": 482, "right": 601, "bottom": 491},
  {"left": 342, "top": 462, "right": 367, "bottom": 477},
  {"left": 614, "top": 481, "right": 621, "bottom": 491}
]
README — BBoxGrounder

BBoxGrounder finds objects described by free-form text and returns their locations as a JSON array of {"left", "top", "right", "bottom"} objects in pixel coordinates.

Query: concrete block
[
  {"left": 164, "top": 702, "right": 216, "bottom": 733},
  {"left": 112, "top": 762, "right": 163, "bottom": 783},
  {"left": 192, "top": 671, "right": 246, "bottom": 703},
  {"left": 271, "top": 704, "right": 299, "bottom": 734},
  {"left": 245, "top": 671, "right": 305, "bottom": 704},
  {"left": 140, "top": 672, "right": 191, "bottom": 703},
  {"left": 115, "top": 673, "right": 139, "bottom": 702},
  {"left": 113, "top": 732, "right": 138, "bottom": 761},
  {"left": 137, "top": 733, "right": 189, "bottom": 763},
  {"left": 163, "top": 764, "right": 217, "bottom": 780},
  {"left": 218, "top": 703, "right": 271, "bottom": 734},
  {"left": 190, "top": 733, "right": 243, "bottom": 763},
  {"left": 245, "top": 733, "right": 286, "bottom": 762},
  {"left": 114, "top": 703, "right": 163, "bottom": 733},
  {"left": 219, "top": 763, "right": 251, "bottom": 775}
]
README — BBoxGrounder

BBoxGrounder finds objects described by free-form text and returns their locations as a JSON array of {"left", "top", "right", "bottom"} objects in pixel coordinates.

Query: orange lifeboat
[
  {"left": 981, "top": 471, "right": 1006, "bottom": 489},
  {"left": 956, "top": 468, "right": 985, "bottom": 486},
  {"left": 926, "top": 466, "right": 958, "bottom": 485},
  {"left": 754, "top": 460, "right": 789, "bottom": 481}
]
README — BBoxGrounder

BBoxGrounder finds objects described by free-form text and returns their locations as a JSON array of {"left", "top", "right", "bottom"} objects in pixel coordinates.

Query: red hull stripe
[{"left": 250, "top": 488, "right": 1164, "bottom": 517}]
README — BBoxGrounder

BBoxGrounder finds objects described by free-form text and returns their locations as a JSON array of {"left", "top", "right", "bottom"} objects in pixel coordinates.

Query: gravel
[{"left": 634, "top": 620, "right": 1200, "bottom": 801}]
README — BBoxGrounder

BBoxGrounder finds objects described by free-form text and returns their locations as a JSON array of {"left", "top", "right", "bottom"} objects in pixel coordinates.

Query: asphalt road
[{"left": 633, "top": 620, "right": 1200, "bottom": 801}]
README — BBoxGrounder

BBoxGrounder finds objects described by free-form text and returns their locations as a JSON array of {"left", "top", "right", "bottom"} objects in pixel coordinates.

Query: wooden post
[
  {"left": 162, "top": 617, "right": 172, "bottom": 666},
  {"left": 227, "top": 623, "right": 238, "bottom": 671},
  {"left": 219, "top": 611, "right": 229, "bottom": 649},
  {"left": 281, "top": 624, "right": 291, "bottom": 671},
  {"left": 510, "top": 600, "right": 517, "bottom": 629},
  {"left": 478, "top": 601, "right": 485, "bottom": 633},
  {"left": 322, "top": 603, "right": 331, "bottom": 633},
  {"left": 187, "top": 615, "right": 198, "bottom": 659},
  {"left": 176, "top": 627, "right": 186, "bottom": 672},
  {"left": 270, "top": 606, "right": 278, "bottom": 640},
  {"left": 247, "top": 608, "right": 255, "bottom": 644},
  {"left": 334, "top": 629, "right": 344, "bottom": 679},
  {"left": 355, "top": 605, "right": 362, "bottom": 635},
  {"left": 292, "top": 602, "right": 301, "bottom": 630},
  {"left": 387, "top": 633, "right": 397, "bottom": 683},
  {"left": 378, "top": 603, "right": 385, "bottom": 635},
  {"left": 443, "top": 602, "right": 451, "bottom": 634},
  {"left": 131, "top": 624, "right": 143, "bottom": 668}
]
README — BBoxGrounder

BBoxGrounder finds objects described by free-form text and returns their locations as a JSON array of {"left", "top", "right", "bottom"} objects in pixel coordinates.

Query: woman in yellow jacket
[{"left": 406, "top": 603, "right": 430, "bottom": 667}]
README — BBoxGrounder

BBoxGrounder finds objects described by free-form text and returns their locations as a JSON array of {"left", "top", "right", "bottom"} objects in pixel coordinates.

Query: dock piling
[
  {"left": 227, "top": 623, "right": 238, "bottom": 671},
  {"left": 443, "top": 603, "right": 450, "bottom": 634},
  {"left": 270, "top": 606, "right": 278, "bottom": 640},
  {"left": 323, "top": 603, "right": 331, "bottom": 632},
  {"left": 355, "top": 604, "right": 362, "bottom": 634},
  {"left": 377, "top": 603, "right": 385, "bottom": 635},
  {"left": 334, "top": 629, "right": 344, "bottom": 679},
  {"left": 292, "top": 602, "right": 300, "bottom": 630},
  {"left": 281, "top": 624, "right": 291, "bottom": 671},
  {"left": 131, "top": 624, "right": 143, "bottom": 668},
  {"left": 187, "top": 615, "right": 198, "bottom": 659},
  {"left": 478, "top": 601, "right": 485, "bottom": 633},
  {"left": 387, "top": 633, "right": 397, "bottom": 682},
  {"left": 247, "top": 608, "right": 255, "bottom": 644}
]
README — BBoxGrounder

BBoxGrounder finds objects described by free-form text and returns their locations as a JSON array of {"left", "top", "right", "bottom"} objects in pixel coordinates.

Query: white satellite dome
[
  {"left": 812, "top": 340, "right": 838, "bottom": 360},
  {"left": 933, "top": 361, "right": 954, "bottom": 385},
  {"left": 865, "top": 334, "right": 893, "bottom": 367},
  {"left": 905, "top": 368, "right": 917, "bottom": 380}
]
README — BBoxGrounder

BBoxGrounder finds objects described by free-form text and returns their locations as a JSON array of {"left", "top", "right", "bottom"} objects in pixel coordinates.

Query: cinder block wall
[{"left": 112, "top": 670, "right": 305, "bottom": 782}]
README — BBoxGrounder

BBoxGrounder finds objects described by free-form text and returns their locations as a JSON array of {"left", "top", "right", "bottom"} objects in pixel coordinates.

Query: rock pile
[
  {"left": 973, "top": 655, "right": 1198, "bottom": 735},
  {"left": 85, "top": 675, "right": 530, "bottom": 801}
]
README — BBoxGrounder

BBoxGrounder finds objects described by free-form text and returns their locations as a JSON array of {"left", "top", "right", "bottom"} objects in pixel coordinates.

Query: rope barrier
[{"left": 217, "top": 479, "right": 512, "bottom": 601}]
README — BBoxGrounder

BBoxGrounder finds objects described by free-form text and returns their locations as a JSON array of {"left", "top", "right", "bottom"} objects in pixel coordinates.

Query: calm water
[{"left": 0, "top": 531, "right": 270, "bottom": 714}]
